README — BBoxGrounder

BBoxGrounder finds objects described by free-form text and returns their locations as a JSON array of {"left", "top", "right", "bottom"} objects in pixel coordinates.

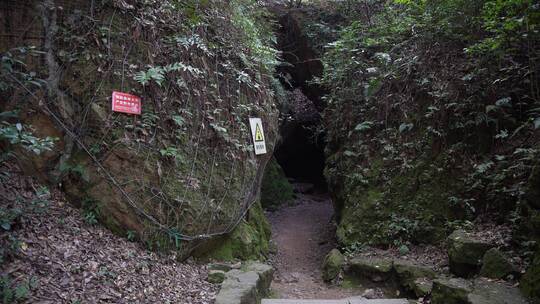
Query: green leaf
[
  {"left": 15, "top": 283, "right": 29, "bottom": 299},
  {"left": 1, "top": 222, "right": 11, "bottom": 231},
  {"left": 0, "top": 111, "right": 18, "bottom": 120},
  {"left": 495, "top": 97, "right": 511, "bottom": 107},
  {"left": 354, "top": 121, "right": 373, "bottom": 132},
  {"left": 476, "top": 161, "right": 494, "bottom": 174},
  {"left": 495, "top": 129, "right": 508, "bottom": 139},
  {"left": 210, "top": 123, "right": 227, "bottom": 133},
  {"left": 534, "top": 118, "right": 540, "bottom": 129},
  {"left": 485, "top": 105, "right": 497, "bottom": 113},
  {"left": 399, "top": 123, "right": 413, "bottom": 133},
  {"left": 172, "top": 115, "right": 185, "bottom": 127},
  {"left": 343, "top": 150, "right": 356, "bottom": 157},
  {"left": 133, "top": 71, "right": 149, "bottom": 86}
]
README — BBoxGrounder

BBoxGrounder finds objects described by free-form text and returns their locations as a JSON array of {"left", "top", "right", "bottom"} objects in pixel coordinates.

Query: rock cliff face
[{"left": 1, "top": 0, "right": 280, "bottom": 258}]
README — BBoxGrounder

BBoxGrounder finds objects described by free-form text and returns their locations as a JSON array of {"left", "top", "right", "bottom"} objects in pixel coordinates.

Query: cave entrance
[
  {"left": 274, "top": 112, "right": 327, "bottom": 190},
  {"left": 273, "top": 10, "right": 327, "bottom": 191}
]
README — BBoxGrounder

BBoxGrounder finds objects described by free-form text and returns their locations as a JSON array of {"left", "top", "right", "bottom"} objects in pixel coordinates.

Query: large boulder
[
  {"left": 448, "top": 230, "right": 492, "bottom": 277},
  {"left": 208, "top": 270, "right": 227, "bottom": 284},
  {"left": 393, "top": 260, "right": 436, "bottom": 296},
  {"left": 468, "top": 278, "right": 529, "bottom": 304},
  {"left": 322, "top": 249, "right": 345, "bottom": 282},
  {"left": 479, "top": 248, "right": 517, "bottom": 279},
  {"left": 2, "top": 0, "right": 280, "bottom": 257},
  {"left": 195, "top": 202, "right": 272, "bottom": 261},
  {"left": 431, "top": 277, "right": 473, "bottom": 304},
  {"left": 432, "top": 276, "right": 530, "bottom": 304},
  {"left": 348, "top": 257, "right": 393, "bottom": 282}
]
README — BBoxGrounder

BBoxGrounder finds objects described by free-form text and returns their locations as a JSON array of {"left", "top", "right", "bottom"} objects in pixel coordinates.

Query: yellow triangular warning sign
[{"left": 254, "top": 124, "right": 264, "bottom": 142}]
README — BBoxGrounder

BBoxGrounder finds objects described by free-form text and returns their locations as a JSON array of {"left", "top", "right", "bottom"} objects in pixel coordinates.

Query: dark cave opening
[
  {"left": 274, "top": 120, "right": 327, "bottom": 190},
  {"left": 273, "top": 10, "right": 328, "bottom": 190}
]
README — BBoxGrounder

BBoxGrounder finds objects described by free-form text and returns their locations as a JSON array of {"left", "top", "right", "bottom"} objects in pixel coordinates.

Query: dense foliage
[{"left": 317, "top": 0, "right": 539, "bottom": 251}]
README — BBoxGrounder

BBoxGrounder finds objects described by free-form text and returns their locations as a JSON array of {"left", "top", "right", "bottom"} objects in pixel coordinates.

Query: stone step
[{"left": 261, "top": 298, "right": 409, "bottom": 304}]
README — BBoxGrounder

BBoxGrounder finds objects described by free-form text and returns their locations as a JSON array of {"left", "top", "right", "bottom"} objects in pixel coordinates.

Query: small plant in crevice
[
  {"left": 0, "top": 112, "right": 57, "bottom": 161},
  {"left": 445, "top": 219, "right": 474, "bottom": 232},
  {"left": 59, "top": 162, "right": 89, "bottom": 183},
  {"left": 127, "top": 230, "right": 137, "bottom": 242},
  {"left": 398, "top": 244, "right": 410, "bottom": 256},
  {"left": 342, "top": 241, "right": 367, "bottom": 257},
  {"left": 81, "top": 198, "right": 100, "bottom": 226},
  {"left": 1, "top": 49, "right": 56, "bottom": 161}
]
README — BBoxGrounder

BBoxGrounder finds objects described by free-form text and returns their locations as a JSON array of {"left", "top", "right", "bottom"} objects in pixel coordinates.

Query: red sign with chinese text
[{"left": 112, "top": 91, "right": 141, "bottom": 115}]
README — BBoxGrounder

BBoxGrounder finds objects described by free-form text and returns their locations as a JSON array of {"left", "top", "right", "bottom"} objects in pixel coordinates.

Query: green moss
[
  {"left": 334, "top": 156, "right": 463, "bottom": 248},
  {"left": 322, "top": 249, "right": 345, "bottom": 282},
  {"left": 266, "top": 289, "right": 280, "bottom": 299},
  {"left": 480, "top": 248, "right": 515, "bottom": 279},
  {"left": 431, "top": 278, "right": 472, "bottom": 304},
  {"left": 197, "top": 201, "right": 271, "bottom": 261},
  {"left": 249, "top": 201, "right": 272, "bottom": 242},
  {"left": 336, "top": 188, "right": 383, "bottom": 246},
  {"left": 394, "top": 260, "right": 436, "bottom": 291},
  {"left": 341, "top": 274, "right": 363, "bottom": 289},
  {"left": 260, "top": 158, "right": 294, "bottom": 210}
]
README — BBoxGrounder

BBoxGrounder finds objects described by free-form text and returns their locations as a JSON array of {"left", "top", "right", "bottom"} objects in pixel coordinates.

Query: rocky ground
[{"left": 0, "top": 163, "right": 218, "bottom": 303}]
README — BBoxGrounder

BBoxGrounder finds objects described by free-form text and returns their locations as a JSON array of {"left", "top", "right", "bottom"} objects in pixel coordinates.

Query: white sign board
[{"left": 249, "top": 118, "right": 267, "bottom": 155}]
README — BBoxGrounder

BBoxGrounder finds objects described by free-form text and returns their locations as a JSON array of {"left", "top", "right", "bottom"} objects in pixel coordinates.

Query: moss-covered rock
[
  {"left": 215, "top": 262, "right": 274, "bottom": 304},
  {"left": 412, "top": 277, "right": 434, "bottom": 297},
  {"left": 480, "top": 248, "right": 516, "bottom": 279},
  {"left": 208, "top": 270, "right": 226, "bottom": 284},
  {"left": 393, "top": 260, "right": 436, "bottom": 292},
  {"left": 209, "top": 263, "right": 234, "bottom": 272},
  {"left": 432, "top": 276, "right": 530, "bottom": 304},
  {"left": 431, "top": 277, "right": 473, "bottom": 304},
  {"left": 243, "top": 261, "right": 274, "bottom": 294},
  {"left": 196, "top": 201, "right": 271, "bottom": 261},
  {"left": 260, "top": 158, "right": 294, "bottom": 211},
  {"left": 348, "top": 257, "right": 393, "bottom": 282},
  {"left": 521, "top": 249, "right": 540, "bottom": 302},
  {"left": 448, "top": 230, "right": 492, "bottom": 277},
  {"left": 322, "top": 248, "right": 344, "bottom": 282},
  {"left": 469, "top": 278, "right": 529, "bottom": 304},
  {"left": 330, "top": 156, "right": 460, "bottom": 248}
]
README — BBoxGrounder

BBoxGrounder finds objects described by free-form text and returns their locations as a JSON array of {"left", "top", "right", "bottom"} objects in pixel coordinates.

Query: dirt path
[{"left": 267, "top": 189, "right": 361, "bottom": 299}]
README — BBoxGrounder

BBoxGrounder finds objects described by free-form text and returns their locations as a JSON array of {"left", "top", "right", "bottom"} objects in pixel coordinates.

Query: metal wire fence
[{"left": 2, "top": 0, "right": 279, "bottom": 256}]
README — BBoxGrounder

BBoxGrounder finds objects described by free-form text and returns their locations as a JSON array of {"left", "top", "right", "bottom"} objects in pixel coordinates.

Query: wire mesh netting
[{"left": 1, "top": 0, "right": 280, "bottom": 256}]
